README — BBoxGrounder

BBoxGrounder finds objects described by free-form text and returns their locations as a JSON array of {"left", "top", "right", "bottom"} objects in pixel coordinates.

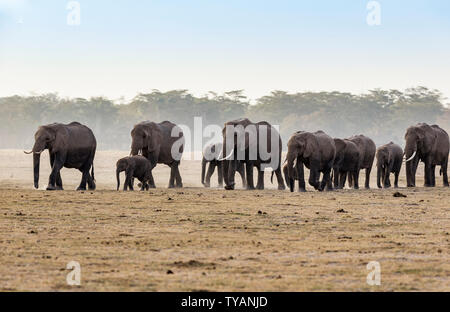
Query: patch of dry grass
[{"left": 0, "top": 151, "right": 448, "bottom": 291}]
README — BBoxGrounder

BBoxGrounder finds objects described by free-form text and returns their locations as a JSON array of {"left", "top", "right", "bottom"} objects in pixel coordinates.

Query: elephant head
[
  {"left": 24, "top": 124, "right": 63, "bottom": 189},
  {"left": 286, "top": 131, "right": 319, "bottom": 191},
  {"left": 130, "top": 122, "right": 161, "bottom": 162},
  {"left": 376, "top": 146, "right": 391, "bottom": 188}
]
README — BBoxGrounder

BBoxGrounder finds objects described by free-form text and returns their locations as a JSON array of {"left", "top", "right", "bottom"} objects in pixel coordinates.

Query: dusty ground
[{"left": 0, "top": 150, "right": 448, "bottom": 291}]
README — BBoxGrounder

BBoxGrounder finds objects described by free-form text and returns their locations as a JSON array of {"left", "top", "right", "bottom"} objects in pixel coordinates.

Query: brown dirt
[{"left": 0, "top": 150, "right": 448, "bottom": 291}]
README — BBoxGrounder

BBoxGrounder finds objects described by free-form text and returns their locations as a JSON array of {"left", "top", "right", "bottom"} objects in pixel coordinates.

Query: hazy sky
[{"left": 1, "top": 0, "right": 449, "bottom": 102}]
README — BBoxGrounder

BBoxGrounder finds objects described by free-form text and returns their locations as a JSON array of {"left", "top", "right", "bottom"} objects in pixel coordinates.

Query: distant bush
[{"left": 0, "top": 87, "right": 447, "bottom": 150}]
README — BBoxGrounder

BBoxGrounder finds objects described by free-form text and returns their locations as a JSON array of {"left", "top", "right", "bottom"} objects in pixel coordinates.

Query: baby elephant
[
  {"left": 116, "top": 156, "right": 155, "bottom": 191},
  {"left": 376, "top": 142, "right": 403, "bottom": 189}
]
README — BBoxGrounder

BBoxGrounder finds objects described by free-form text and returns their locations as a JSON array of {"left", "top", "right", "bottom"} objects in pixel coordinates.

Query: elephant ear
[
  {"left": 145, "top": 125, "right": 161, "bottom": 153},
  {"left": 298, "top": 133, "right": 316, "bottom": 159},
  {"left": 49, "top": 125, "right": 68, "bottom": 153}
]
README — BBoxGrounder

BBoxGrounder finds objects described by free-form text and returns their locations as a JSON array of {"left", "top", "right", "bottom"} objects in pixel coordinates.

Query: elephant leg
[
  {"left": 168, "top": 165, "right": 176, "bottom": 188},
  {"left": 353, "top": 169, "right": 360, "bottom": 189},
  {"left": 216, "top": 162, "right": 224, "bottom": 188},
  {"left": 256, "top": 165, "right": 264, "bottom": 190},
  {"left": 365, "top": 167, "right": 372, "bottom": 189},
  {"left": 424, "top": 159, "right": 432, "bottom": 187},
  {"left": 139, "top": 179, "right": 146, "bottom": 191},
  {"left": 148, "top": 172, "right": 156, "bottom": 188},
  {"left": 431, "top": 165, "right": 436, "bottom": 187},
  {"left": 175, "top": 164, "right": 183, "bottom": 188},
  {"left": 245, "top": 162, "right": 255, "bottom": 190},
  {"left": 333, "top": 168, "right": 340, "bottom": 189},
  {"left": 48, "top": 159, "right": 64, "bottom": 191},
  {"left": 87, "top": 174, "right": 95, "bottom": 190},
  {"left": 297, "top": 162, "right": 306, "bottom": 192},
  {"left": 225, "top": 160, "right": 237, "bottom": 190},
  {"left": 125, "top": 169, "right": 134, "bottom": 191},
  {"left": 275, "top": 167, "right": 285, "bottom": 190},
  {"left": 442, "top": 161, "right": 449, "bottom": 187},
  {"left": 323, "top": 168, "right": 333, "bottom": 191},
  {"left": 308, "top": 168, "right": 320, "bottom": 190},
  {"left": 50, "top": 154, "right": 63, "bottom": 190},
  {"left": 339, "top": 171, "right": 347, "bottom": 189},
  {"left": 204, "top": 162, "right": 216, "bottom": 188},
  {"left": 237, "top": 162, "right": 246, "bottom": 188},
  {"left": 384, "top": 166, "right": 392, "bottom": 188},
  {"left": 77, "top": 169, "right": 90, "bottom": 191},
  {"left": 411, "top": 157, "right": 419, "bottom": 187},
  {"left": 394, "top": 171, "right": 400, "bottom": 188}
]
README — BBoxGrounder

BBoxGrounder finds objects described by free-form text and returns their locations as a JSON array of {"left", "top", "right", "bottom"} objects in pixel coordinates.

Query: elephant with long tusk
[
  {"left": 25, "top": 122, "right": 97, "bottom": 191},
  {"left": 404, "top": 123, "right": 449, "bottom": 187},
  {"left": 221, "top": 118, "right": 285, "bottom": 191}
]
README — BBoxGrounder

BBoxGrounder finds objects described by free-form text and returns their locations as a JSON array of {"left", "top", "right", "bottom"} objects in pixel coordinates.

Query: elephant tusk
[
  {"left": 218, "top": 148, "right": 234, "bottom": 161},
  {"left": 405, "top": 151, "right": 417, "bottom": 162},
  {"left": 24, "top": 150, "right": 44, "bottom": 155}
]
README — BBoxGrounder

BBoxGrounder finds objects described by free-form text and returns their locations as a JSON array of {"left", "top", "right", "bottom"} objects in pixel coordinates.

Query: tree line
[{"left": 1, "top": 87, "right": 448, "bottom": 150}]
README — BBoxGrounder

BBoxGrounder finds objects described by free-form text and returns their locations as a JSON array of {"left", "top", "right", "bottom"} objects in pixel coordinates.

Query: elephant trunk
[
  {"left": 201, "top": 157, "right": 207, "bottom": 186},
  {"left": 130, "top": 141, "right": 141, "bottom": 156},
  {"left": 287, "top": 154, "right": 296, "bottom": 192},
  {"left": 377, "top": 163, "right": 383, "bottom": 189},
  {"left": 116, "top": 168, "right": 121, "bottom": 191},
  {"left": 404, "top": 141, "right": 417, "bottom": 187},
  {"left": 31, "top": 140, "right": 46, "bottom": 189},
  {"left": 222, "top": 140, "right": 236, "bottom": 189},
  {"left": 33, "top": 153, "right": 40, "bottom": 189}
]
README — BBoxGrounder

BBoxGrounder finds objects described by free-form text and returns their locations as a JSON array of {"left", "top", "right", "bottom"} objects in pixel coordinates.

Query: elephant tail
[
  {"left": 271, "top": 171, "right": 274, "bottom": 184},
  {"left": 440, "top": 168, "right": 443, "bottom": 176}
]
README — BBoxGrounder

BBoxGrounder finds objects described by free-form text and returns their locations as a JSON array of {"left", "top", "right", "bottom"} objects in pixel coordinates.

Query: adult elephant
[
  {"left": 24, "top": 122, "right": 96, "bottom": 191},
  {"left": 221, "top": 118, "right": 285, "bottom": 191},
  {"left": 286, "top": 131, "right": 336, "bottom": 192},
  {"left": 130, "top": 121, "right": 184, "bottom": 188},
  {"left": 332, "top": 138, "right": 360, "bottom": 189},
  {"left": 346, "top": 135, "right": 376, "bottom": 189},
  {"left": 376, "top": 142, "right": 403, "bottom": 189},
  {"left": 404, "top": 123, "right": 449, "bottom": 187},
  {"left": 201, "top": 142, "right": 246, "bottom": 188}
]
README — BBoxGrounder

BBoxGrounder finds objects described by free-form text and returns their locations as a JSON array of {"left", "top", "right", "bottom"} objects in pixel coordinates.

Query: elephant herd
[{"left": 25, "top": 120, "right": 449, "bottom": 192}]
